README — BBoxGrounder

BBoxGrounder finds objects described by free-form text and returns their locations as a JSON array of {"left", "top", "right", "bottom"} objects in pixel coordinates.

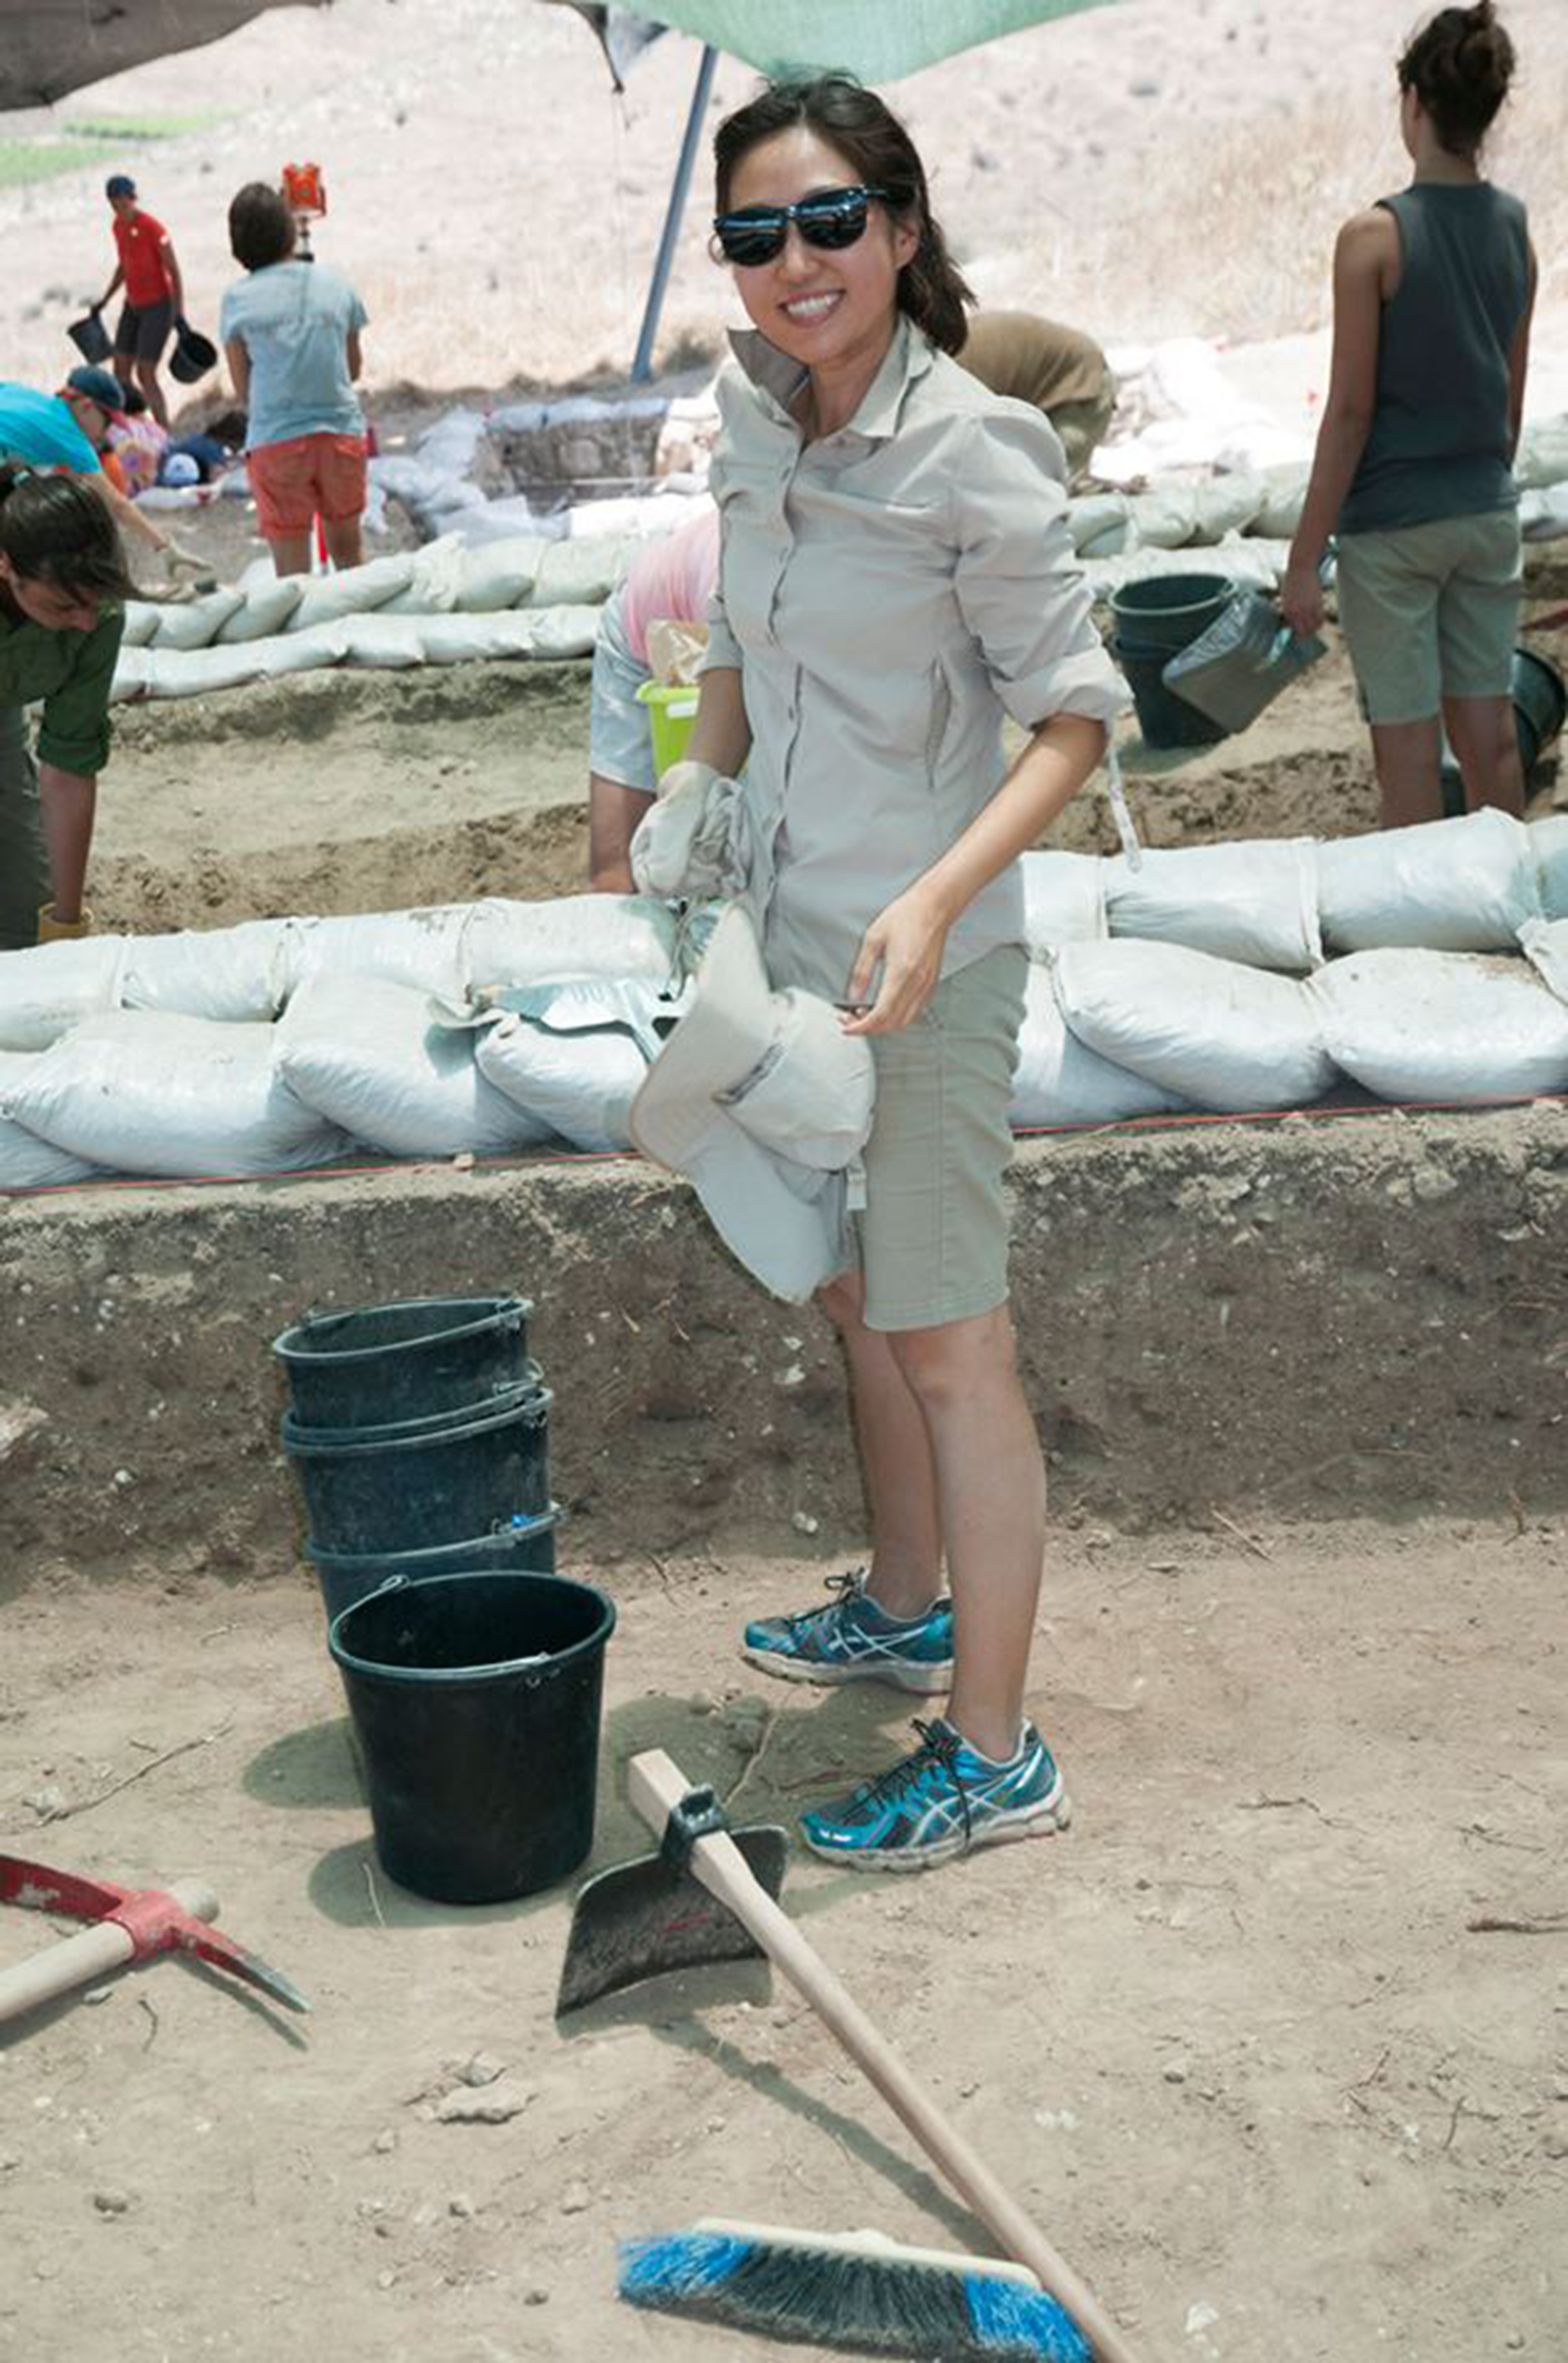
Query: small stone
[
  {"left": 456, "top": 2052, "right": 506, "bottom": 2088},
  {"left": 522, "top": 2286, "right": 551, "bottom": 2306},
  {"left": 559, "top": 2180, "right": 591, "bottom": 2215},
  {"left": 92, "top": 2188, "right": 131, "bottom": 2216},
  {"left": 791, "top": 1511, "right": 819, "bottom": 1536},
  {"left": 1505, "top": 2336, "right": 1525, "bottom": 2352},
  {"left": 83, "top": 1986, "right": 114, "bottom": 2006},
  {"left": 0, "top": 2151, "right": 19, "bottom": 2173},
  {"left": 436, "top": 2079, "right": 534, "bottom": 2124},
  {"left": 371, "top": 2130, "right": 398, "bottom": 2155},
  {"left": 112, "top": 1469, "right": 134, "bottom": 1489},
  {"left": 25, "top": 1786, "right": 65, "bottom": 1819},
  {"left": 448, "top": 2193, "right": 476, "bottom": 2218},
  {"left": 376, "top": 2270, "right": 396, "bottom": 2290},
  {"left": 1163, "top": 2059, "right": 1190, "bottom": 2085}
]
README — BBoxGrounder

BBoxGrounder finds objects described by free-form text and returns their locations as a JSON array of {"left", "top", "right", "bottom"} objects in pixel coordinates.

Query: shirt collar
[{"left": 727, "top": 313, "right": 934, "bottom": 443}]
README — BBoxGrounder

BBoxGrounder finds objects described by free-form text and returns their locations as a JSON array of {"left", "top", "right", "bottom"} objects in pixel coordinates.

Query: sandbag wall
[{"left": 2, "top": 813, "right": 1568, "bottom": 1190}]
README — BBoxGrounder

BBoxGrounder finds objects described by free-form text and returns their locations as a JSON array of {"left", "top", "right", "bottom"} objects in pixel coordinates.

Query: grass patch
[{"left": 0, "top": 111, "right": 226, "bottom": 193}]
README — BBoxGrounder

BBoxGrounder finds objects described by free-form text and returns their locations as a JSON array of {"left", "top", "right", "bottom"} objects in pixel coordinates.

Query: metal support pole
[{"left": 630, "top": 41, "right": 718, "bottom": 385}]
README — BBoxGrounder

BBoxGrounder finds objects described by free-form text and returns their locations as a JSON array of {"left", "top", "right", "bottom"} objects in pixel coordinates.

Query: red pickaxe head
[{"left": 0, "top": 1854, "right": 308, "bottom": 2025}]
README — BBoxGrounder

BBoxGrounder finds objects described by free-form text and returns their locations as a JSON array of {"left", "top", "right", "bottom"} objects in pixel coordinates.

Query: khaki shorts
[
  {"left": 854, "top": 943, "right": 1026, "bottom": 1334},
  {"left": 1336, "top": 509, "right": 1521, "bottom": 725}
]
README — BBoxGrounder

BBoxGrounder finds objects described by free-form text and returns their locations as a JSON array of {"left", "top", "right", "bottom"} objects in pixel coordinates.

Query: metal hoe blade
[{"left": 556, "top": 1825, "right": 788, "bottom": 2017}]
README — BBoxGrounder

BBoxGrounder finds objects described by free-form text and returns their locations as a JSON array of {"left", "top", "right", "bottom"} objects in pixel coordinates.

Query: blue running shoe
[
  {"left": 743, "top": 1569, "right": 953, "bottom": 1694},
  {"left": 800, "top": 1716, "right": 1070, "bottom": 1871}
]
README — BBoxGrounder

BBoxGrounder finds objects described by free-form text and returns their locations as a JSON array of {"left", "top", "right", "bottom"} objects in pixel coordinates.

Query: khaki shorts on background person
[
  {"left": 1335, "top": 508, "right": 1522, "bottom": 724},
  {"left": 247, "top": 431, "right": 368, "bottom": 541},
  {"left": 854, "top": 943, "right": 1027, "bottom": 1333}
]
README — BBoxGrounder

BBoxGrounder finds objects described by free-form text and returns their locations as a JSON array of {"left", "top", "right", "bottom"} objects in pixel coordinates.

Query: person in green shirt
[{"left": 0, "top": 463, "right": 133, "bottom": 949}]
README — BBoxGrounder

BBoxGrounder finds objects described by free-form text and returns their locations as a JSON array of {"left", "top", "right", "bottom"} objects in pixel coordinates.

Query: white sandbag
[
  {"left": 1053, "top": 939, "right": 1335, "bottom": 1109},
  {"left": 1019, "top": 850, "right": 1106, "bottom": 952},
  {"left": 121, "top": 601, "right": 159, "bottom": 647},
  {"left": 1514, "top": 416, "right": 1568, "bottom": 492},
  {"left": 276, "top": 975, "right": 555, "bottom": 1157},
  {"left": 109, "top": 646, "right": 152, "bottom": 701},
  {"left": 1191, "top": 474, "right": 1266, "bottom": 541},
  {"left": 1520, "top": 916, "right": 1568, "bottom": 1007},
  {"left": 338, "top": 613, "right": 430, "bottom": 668},
  {"left": 467, "top": 894, "right": 678, "bottom": 991},
  {"left": 0, "top": 935, "right": 128, "bottom": 1052},
  {"left": 1127, "top": 485, "right": 1198, "bottom": 549},
  {"left": 4, "top": 1011, "right": 345, "bottom": 1177},
  {"left": 516, "top": 604, "right": 601, "bottom": 659},
  {"left": 1104, "top": 838, "right": 1322, "bottom": 971},
  {"left": 1066, "top": 492, "right": 1130, "bottom": 557},
  {"left": 459, "top": 537, "right": 545, "bottom": 611},
  {"left": 119, "top": 918, "right": 294, "bottom": 1022},
  {"left": 1316, "top": 808, "right": 1541, "bottom": 953},
  {"left": 382, "top": 534, "right": 467, "bottom": 616},
  {"left": 1010, "top": 964, "right": 1187, "bottom": 1127},
  {"left": 278, "top": 904, "right": 479, "bottom": 1006},
  {"left": 1309, "top": 947, "right": 1568, "bottom": 1100},
  {"left": 127, "top": 641, "right": 268, "bottom": 698},
  {"left": 0, "top": 1053, "right": 103, "bottom": 1189},
  {"left": 1531, "top": 816, "right": 1568, "bottom": 920},
  {"left": 246, "top": 622, "right": 352, "bottom": 681},
  {"left": 287, "top": 554, "right": 416, "bottom": 630},
  {"left": 215, "top": 575, "right": 304, "bottom": 642},
  {"left": 476, "top": 1006, "right": 645, "bottom": 1152},
  {"left": 1251, "top": 464, "right": 1307, "bottom": 539},
  {"left": 529, "top": 539, "right": 633, "bottom": 608},
  {"left": 151, "top": 585, "right": 245, "bottom": 651}
]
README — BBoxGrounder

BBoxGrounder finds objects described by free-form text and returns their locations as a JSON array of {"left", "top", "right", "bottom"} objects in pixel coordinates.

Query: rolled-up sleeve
[
  {"left": 36, "top": 608, "right": 123, "bottom": 776},
  {"left": 951, "top": 409, "right": 1128, "bottom": 731},
  {"left": 698, "top": 444, "right": 743, "bottom": 676}
]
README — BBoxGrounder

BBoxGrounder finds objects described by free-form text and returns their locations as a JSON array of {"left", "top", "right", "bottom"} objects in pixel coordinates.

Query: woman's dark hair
[
  {"left": 1398, "top": 2, "right": 1515, "bottom": 155},
  {"left": 229, "top": 181, "right": 297, "bottom": 271},
  {"left": 0, "top": 464, "right": 135, "bottom": 603},
  {"left": 713, "top": 75, "right": 975, "bottom": 354}
]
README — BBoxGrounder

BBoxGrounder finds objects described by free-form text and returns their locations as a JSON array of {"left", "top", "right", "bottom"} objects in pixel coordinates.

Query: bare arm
[
  {"left": 225, "top": 337, "right": 251, "bottom": 409},
  {"left": 346, "top": 330, "right": 363, "bottom": 382},
  {"left": 1507, "top": 241, "right": 1537, "bottom": 461},
  {"left": 97, "top": 262, "right": 124, "bottom": 312},
  {"left": 85, "top": 470, "right": 168, "bottom": 556},
  {"left": 160, "top": 236, "right": 184, "bottom": 319},
  {"left": 37, "top": 766, "right": 97, "bottom": 926},
  {"left": 844, "top": 711, "right": 1107, "bottom": 1033},
  {"left": 1281, "top": 209, "right": 1394, "bottom": 634},
  {"left": 686, "top": 663, "right": 752, "bottom": 776}
]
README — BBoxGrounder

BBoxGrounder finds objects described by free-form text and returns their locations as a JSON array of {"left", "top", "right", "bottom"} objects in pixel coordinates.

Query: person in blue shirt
[
  {"left": 220, "top": 182, "right": 370, "bottom": 577},
  {"left": 0, "top": 377, "right": 195, "bottom": 575}
]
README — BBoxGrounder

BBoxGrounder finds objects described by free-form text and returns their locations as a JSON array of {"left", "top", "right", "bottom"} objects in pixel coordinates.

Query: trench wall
[{"left": 2, "top": 1106, "right": 1564, "bottom": 1599}]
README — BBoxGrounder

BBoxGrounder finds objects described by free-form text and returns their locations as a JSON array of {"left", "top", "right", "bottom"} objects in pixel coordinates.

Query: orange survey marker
[{"left": 281, "top": 161, "right": 327, "bottom": 217}]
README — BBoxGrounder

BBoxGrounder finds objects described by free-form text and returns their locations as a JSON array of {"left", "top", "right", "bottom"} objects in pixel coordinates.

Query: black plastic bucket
[
  {"left": 273, "top": 1294, "right": 532, "bottom": 1428},
  {"left": 67, "top": 310, "right": 113, "bottom": 364},
  {"left": 307, "top": 1503, "right": 562, "bottom": 1623},
  {"left": 1111, "top": 572, "right": 1234, "bottom": 749},
  {"left": 283, "top": 1381, "right": 551, "bottom": 1557},
  {"left": 330, "top": 1570, "right": 616, "bottom": 1903}
]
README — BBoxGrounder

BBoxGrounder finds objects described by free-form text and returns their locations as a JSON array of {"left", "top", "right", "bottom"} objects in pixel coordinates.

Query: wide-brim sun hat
[{"left": 630, "top": 904, "right": 874, "bottom": 1302}]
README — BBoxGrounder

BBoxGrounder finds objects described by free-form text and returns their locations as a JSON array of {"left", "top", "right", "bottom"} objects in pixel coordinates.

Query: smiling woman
[
  {"left": 0, "top": 465, "right": 131, "bottom": 949},
  {"left": 642, "top": 74, "right": 1130, "bottom": 1872}
]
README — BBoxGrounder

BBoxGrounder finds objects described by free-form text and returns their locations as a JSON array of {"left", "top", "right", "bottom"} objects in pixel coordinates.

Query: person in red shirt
[{"left": 95, "top": 175, "right": 185, "bottom": 429}]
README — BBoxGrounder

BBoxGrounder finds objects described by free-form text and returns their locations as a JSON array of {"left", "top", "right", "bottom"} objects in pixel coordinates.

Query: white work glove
[
  {"left": 161, "top": 539, "right": 217, "bottom": 590},
  {"left": 630, "top": 759, "right": 743, "bottom": 900}
]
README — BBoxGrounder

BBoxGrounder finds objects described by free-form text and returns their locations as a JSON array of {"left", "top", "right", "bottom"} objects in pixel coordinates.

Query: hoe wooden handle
[
  {"left": 627, "top": 1750, "right": 1146, "bottom": 2363},
  {"left": 0, "top": 1879, "right": 219, "bottom": 2027}
]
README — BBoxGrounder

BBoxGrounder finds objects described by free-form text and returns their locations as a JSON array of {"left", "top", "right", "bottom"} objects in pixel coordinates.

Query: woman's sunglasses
[{"left": 712, "top": 184, "right": 891, "bottom": 268}]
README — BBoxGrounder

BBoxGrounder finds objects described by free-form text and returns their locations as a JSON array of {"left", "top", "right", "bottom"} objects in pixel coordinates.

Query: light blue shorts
[{"left": 588, "top": 585, "right": 656, "bottom": 794}]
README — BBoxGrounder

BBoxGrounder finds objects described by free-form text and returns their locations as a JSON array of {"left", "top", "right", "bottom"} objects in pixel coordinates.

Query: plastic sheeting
[{"left": 623, "top": 0, "right": 1120, "bottom": 81}]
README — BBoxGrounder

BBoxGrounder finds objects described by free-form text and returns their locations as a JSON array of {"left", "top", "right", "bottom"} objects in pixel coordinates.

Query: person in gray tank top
[{"left": 1281, "top": 4, "right": 1536, "bottom": 829}]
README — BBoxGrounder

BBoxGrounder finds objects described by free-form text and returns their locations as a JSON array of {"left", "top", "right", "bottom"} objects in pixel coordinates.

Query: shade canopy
[{"left": 626, "top": 0, "right": 1120, "bottom": 82}]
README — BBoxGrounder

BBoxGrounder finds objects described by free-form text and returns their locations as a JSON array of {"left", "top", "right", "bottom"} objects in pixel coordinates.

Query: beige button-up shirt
[{"left": 702, "top": 314, "right": 1128, "bottom": 1003}]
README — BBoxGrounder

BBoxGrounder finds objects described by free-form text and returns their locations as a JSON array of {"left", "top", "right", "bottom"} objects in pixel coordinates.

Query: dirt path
[{"left": 0, "top": 1523, "right": 1561, "bottom": 2363}]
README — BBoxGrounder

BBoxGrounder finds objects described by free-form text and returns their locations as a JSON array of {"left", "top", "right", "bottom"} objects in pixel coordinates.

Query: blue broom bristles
[{"left": 619, "top": 2227, "right": 1091, "bottom": 2361}]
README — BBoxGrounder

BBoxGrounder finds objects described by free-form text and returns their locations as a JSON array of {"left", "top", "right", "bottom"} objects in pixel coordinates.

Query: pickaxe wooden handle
[
  {"left": 626, "top": 1748, "right": 1146, "bottom": 2363},
  {"left": 0, "top": 1877, "right": 219, "bottom": 2025}
]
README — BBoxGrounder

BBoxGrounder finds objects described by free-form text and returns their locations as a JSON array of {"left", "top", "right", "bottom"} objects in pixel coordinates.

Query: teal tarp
[{"left": 631, "top": 0, "right": 1120, "bottom": 83}]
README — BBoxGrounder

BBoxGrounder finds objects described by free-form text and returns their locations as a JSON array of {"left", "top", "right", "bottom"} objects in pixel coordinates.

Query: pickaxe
[{"left": 0, "top": 1854, "right": 309, "bottom": 2026}]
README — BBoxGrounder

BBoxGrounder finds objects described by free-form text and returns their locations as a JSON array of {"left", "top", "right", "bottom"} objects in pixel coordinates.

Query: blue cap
[
  {"left": 66, "top": 364, "right": 126, "bottom": 413},
  {"left": 105, "top": 174, "right": 136, "bottom": 200}
]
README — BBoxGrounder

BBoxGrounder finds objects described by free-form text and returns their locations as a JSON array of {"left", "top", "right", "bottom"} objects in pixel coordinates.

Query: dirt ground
[
  {"left": 2, "top": 11, "right": 1567, "bottom": 2359},
  {"left": 1, "top": 1519, "right": 1563, "bottom": 2363}
]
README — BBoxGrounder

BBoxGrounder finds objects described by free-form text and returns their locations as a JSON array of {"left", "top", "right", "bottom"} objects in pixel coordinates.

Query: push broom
[{"left": 558, "top": 1750, "right": 1147, "bottom": 2363}]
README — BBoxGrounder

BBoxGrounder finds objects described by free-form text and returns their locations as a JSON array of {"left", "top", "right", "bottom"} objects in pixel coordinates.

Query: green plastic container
[{"left": 636, "top": 679, "right": 700, "bottom": 777}]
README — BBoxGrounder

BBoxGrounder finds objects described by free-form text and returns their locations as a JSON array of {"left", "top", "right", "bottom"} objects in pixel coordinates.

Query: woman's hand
[
  {"left": 841, "top": 884, "right": 952, "bottom": 1036},
  {"left": 1279, "top": 556, "right": 1326, "bottom": 639}
]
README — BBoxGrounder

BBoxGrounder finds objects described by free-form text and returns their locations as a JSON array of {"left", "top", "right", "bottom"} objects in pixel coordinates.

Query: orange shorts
[{"left": 247, "top": 431, "right": 368, "bottom": 539}]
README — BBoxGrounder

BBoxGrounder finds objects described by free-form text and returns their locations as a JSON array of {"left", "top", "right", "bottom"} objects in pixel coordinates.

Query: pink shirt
[{"left": 618, "top": 505, "right": 720, "bottom": 666}]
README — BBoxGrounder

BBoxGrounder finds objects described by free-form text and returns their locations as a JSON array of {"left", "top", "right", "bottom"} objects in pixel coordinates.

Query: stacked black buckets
[{"left": 274, "top": 1296, "right": 615, "bottom": 1905}]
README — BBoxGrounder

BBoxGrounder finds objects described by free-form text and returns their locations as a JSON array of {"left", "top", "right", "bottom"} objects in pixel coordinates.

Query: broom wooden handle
[{"left": 628, "top": 1750, "right": 1146, "bottom": 2363}]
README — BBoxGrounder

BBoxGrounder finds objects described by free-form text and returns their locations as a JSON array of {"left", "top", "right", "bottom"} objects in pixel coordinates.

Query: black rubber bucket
[
  {"left": 1439, "top": 645, "right": 1568, "bottom": 814},
  {"left": 67, "top": 310, "right": 113, "bottom": 364},
  {"left": 272, "top": 1294, "right": 532, "bottom": 1428},
  {"left": 283, "top": 1381, "right": 551, "bottom": 1557},
  {"left": 307, "top": 1503, "right": 562, "bottom": 1623},
  {"left": 1110, "top": 572, "right": 1234, "bottom": 750},
  {"left": 330, "top": 1570, "right": 616, "bottom": 1903}
]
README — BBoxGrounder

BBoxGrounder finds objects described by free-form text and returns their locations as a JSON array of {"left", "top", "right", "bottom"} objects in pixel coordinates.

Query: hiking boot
[
  {"left": 742, "top": 1568, "right": 953, "bottom": 1694},
  {"left": 799, "top": 1716, "right": 1070, "bottom": 1871}
]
